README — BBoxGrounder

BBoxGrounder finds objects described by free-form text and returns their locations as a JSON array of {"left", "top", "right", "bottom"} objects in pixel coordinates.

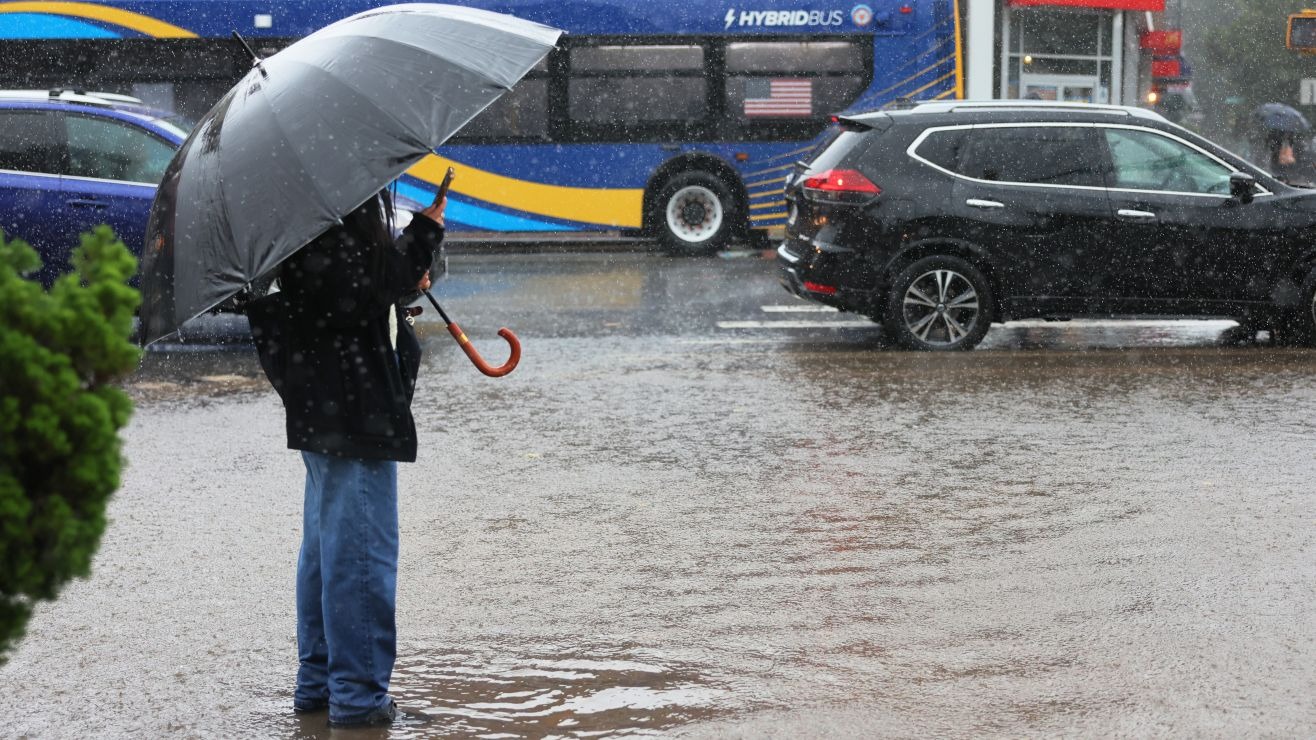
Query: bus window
[
  {"left": 568, "top": 43, "right": 708, "bottom": 129},
  {"left": 570, "top": 77, "right": 707, "bottom": 123},
  {"left": 451, "top": 57, "right": 550, "bottom": 141},
  {"left": 724, "top": 39, "right": 871, "bottom": 134},
  {"left": 726, "top": 77, "right": 870, "bottom": 120},
  {"left": 726, "top": 40, "right": 866, "bottom": 73},
  {"left": 451, "top": 78, "right": 550, "bottom": 140},
  {"left": 571, "top": 44, "right": 703, "bottom": 71}
]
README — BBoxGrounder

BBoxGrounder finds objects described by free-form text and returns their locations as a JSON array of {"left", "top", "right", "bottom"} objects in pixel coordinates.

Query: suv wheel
[
  {"left": 884, "top": 255, "right": 993, "bottom": 351},
  {"left": 655, "top": 171, "right": 738, "bottom": 255}
]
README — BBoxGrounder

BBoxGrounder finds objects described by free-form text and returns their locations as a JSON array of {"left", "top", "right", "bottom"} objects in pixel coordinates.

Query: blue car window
[
  {"left": 0, "top": 110, "right": 63, "bottom": 175},
  {"left": 64, "top": 114, "right": 175, "bottom": 184}
]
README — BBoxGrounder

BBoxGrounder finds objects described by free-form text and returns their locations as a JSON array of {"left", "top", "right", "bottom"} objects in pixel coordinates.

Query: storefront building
[{"left": 964, "top": 0, "right": 1178, "bottom": 108}]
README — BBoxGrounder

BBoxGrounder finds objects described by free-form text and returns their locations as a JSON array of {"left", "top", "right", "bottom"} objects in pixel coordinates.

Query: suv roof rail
[
  {"left": 904, "top": 99, "right": 1167, "bottom": 121},
  {"left": 0, "top": 88, "right": 144, "bottom": 106}
]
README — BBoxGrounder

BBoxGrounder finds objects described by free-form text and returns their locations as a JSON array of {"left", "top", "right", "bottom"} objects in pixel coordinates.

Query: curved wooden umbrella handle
[{"left": 447, "top": 322, "right": 520, "bottom": 377}]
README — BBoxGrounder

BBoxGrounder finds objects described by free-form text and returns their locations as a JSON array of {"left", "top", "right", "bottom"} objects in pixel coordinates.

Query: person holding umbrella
[
  {"left": 136, "top": 5, "right": 562, "bottom": 729},
  {"left": 1251, "top": 102, "right": 1313, "bottom": 184},
  {"left": 246, "top": 188, "right": 444, "bottom": 728}
]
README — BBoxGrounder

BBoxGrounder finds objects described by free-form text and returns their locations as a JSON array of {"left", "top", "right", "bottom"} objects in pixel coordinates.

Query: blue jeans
[{"left": 295, "top": 451, "right": 399, "bottom": 723}]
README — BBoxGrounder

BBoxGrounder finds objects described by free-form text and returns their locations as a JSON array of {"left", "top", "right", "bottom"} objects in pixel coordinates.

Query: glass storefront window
[
  {"left": 1021, "top": 58, "right": 1102, "bottom": 77},
  {"left": 1011, "top": 9, "right": 1102, "bottom": 57},
  {"left": 1005, "top": 8, "right": 1115, "bottom": 104}
]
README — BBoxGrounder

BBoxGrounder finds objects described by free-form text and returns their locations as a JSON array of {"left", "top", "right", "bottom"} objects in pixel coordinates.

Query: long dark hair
[{"left": 344, "top": 189, "right": 395, "bottom": 289}]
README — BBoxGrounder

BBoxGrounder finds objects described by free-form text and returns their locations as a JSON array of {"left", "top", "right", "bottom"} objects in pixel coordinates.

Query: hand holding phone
[
  {"left": 434, "top": 166, "right": 455, "bottom": 204},
  {"left": 418, "top": 167, "right": 453, "bottom": 226}
]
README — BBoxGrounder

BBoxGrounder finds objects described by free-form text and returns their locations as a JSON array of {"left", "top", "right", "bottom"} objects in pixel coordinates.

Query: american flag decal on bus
[{"left": 743, "top": 78, "right": 812, "bottom": 117}]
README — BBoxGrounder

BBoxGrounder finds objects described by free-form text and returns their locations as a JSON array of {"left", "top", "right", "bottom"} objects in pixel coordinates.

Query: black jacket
[{"left": 248, "top": 205, "right": 442, "bottom": 462}]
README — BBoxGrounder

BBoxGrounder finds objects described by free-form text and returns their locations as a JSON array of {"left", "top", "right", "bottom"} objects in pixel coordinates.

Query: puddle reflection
[
  {"left": 273, "top": 648, "right": 731, "bottom": 739},
  {"left": 393, "top": 650, "right": 727, "bottom": 738}
]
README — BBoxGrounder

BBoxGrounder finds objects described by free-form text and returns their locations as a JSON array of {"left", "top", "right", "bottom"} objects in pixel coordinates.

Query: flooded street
[{"left": 4, "top": 251, "right": 1315, "bottom": 738}]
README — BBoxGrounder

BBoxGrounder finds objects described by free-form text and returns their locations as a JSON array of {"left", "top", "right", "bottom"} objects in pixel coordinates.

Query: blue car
[
  {"left": 0, "top": 89, "right": 189, "bottom": 287},
  {"left": 0, "top": 90, "right": 431, "bottom": 342}
]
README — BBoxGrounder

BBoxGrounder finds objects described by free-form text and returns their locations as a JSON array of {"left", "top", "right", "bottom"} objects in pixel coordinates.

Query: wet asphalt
[{"left": 2, "top": 249, "right": 1314, "bottom": 738}]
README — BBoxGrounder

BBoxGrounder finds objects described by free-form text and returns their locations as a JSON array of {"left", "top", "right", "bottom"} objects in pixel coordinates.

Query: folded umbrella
[{"left": 139, "top": 3, "right": 561, "bottom": 346}]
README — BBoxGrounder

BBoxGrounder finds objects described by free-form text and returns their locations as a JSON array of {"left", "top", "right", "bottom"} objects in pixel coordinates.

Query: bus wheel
[{"left": 656, "top": 171, "right": 738, "bottom": 255}]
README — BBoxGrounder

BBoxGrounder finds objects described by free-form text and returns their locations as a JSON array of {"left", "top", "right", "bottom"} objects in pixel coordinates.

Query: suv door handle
[
  {"left": 965, "top": 198, "right": 1005, "bottom": 209},
  {"left": 66, "top": 198, "right": 107, "bottom": 209},
  {"left": 1117, "top": 208, "right": 1156, "bottom": 221}
]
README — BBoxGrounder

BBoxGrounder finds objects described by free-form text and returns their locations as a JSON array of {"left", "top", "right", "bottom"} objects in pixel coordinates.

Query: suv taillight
[{"left": 801, "top": 169, "right": 880, "bottom": 205}]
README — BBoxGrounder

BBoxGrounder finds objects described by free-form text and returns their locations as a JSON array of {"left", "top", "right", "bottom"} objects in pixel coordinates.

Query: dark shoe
[{"left": 328, "top": 698, "right": 406, "bottom": 729}]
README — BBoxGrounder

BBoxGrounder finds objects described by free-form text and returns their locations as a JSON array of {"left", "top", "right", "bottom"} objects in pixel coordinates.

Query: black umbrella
[
  {"left": 139, "top": 3, "right": 561, "bottom": 346},
  {"left": 1253, "top": 102, "right": 1312, "bottom": 134}
]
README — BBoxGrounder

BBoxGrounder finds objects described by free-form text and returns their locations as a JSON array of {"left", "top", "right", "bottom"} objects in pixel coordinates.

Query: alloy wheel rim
[
  {"left": 902, "top": 269, "right": 980, "bottom": 346},
  {"left": 666, "top": 185, "right": 723, "bottom": 243}
]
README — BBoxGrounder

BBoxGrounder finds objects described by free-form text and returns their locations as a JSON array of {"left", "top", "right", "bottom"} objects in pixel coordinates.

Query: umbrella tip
[{"left": 231, "top": 30, "right": 269, "bottom": 78}]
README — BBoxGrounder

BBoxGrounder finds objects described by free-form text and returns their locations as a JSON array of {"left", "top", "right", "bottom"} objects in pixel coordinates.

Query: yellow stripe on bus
[
  {"left": 747, "top": 169, "right": 791, "bottom": 182},
  {"left": 953, "top": 0, "right": 966, "bottom": 99},
  {"left": 868, "top": 47, "right": 955, "bottom": 101},
  {"left": 0, "top": 2, "right": 197, "bottom": 37},
  {"left": 906, "top": 69, "right": 958, "bottom": 100},
  {"left": 410, "top": 154, "right": 644, "bottom": 228}
]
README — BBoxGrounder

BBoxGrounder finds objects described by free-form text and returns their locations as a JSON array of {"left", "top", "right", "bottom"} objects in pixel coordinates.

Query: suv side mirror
[{"left": 1229, "top": 172, "right": 1256, "bottom": 205}]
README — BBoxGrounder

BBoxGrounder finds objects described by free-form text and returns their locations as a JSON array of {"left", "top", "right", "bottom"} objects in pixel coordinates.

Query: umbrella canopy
[
  {"left": 1253, "top": 102, "right": 1311, "bottom": 134},
  {"left": 139, "top": 3, "right": 561, "bottom": 345}
]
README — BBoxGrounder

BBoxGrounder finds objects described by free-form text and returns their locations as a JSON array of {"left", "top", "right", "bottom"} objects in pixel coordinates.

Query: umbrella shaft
[{"left": 422, "top": 289, "right": 452, "bottom": 325}]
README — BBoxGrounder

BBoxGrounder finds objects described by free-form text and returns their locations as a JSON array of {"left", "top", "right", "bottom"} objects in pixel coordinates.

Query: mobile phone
[{"left": 433, "top": 167, "right": 455, "bottom": 204}]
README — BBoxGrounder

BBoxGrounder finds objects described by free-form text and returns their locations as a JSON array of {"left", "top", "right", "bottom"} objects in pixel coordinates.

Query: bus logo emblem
[
  {"left": 723, "top": 8, "right": 846, "bottom": 27},
  {"left": 852, "top": 5, "right": 874, "bottom": 26}
]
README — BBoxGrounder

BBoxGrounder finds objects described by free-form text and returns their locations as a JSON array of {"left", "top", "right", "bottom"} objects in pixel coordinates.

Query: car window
[
  {"left": 914, "top": 128, "right": 970, "bottom": 172},
  {"left": 958, "top": 126, "right": 1104, "bottom": 187},
  {"left": 1103, "top": 128, "right": 1232, "bottom": 195},
  {"left": 64, "top": 114, "right": 175, "bottom": 184},
  {"left": 807, "top": 127, "right": 871, "bottom": 173},
  {"left": 0, "top": 110, "right": 63, "bottom": 175}
]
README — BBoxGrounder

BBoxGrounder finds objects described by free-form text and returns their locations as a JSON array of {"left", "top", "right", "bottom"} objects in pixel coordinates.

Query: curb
[{"left": 443, "top": 234, "right": 777, "bottom": 257}]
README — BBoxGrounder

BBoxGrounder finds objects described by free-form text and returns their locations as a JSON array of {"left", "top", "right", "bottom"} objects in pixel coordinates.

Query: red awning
[{"left": 1008, "top": 0, "right": 1165, "bottom": 10}]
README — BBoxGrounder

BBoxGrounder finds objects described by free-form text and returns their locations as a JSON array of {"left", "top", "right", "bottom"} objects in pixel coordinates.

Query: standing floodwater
[{"left": 3, "top": 252, "right": 1314, "bottom": 738}]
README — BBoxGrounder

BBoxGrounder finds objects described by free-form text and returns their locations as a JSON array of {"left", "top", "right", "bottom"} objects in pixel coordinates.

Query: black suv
[{"left": 777, "top": 100, "right": 1313, "bottom": 350}]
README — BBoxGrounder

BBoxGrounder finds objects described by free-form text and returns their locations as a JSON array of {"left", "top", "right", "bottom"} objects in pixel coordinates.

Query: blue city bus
[{"left": 0, "top": 0, "right": 963, "bottom": 252}]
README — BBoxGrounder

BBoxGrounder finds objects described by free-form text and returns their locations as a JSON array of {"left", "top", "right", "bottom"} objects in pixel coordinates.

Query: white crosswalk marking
[
  {"left": 718, "top": 319, "right": 873, "bottom": 329},
  {"left": 716, "top": 303, "right": 871, "bottom": 330},
  {"left": 759, "top": 304, "right": 839, "bottom": 313}
]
